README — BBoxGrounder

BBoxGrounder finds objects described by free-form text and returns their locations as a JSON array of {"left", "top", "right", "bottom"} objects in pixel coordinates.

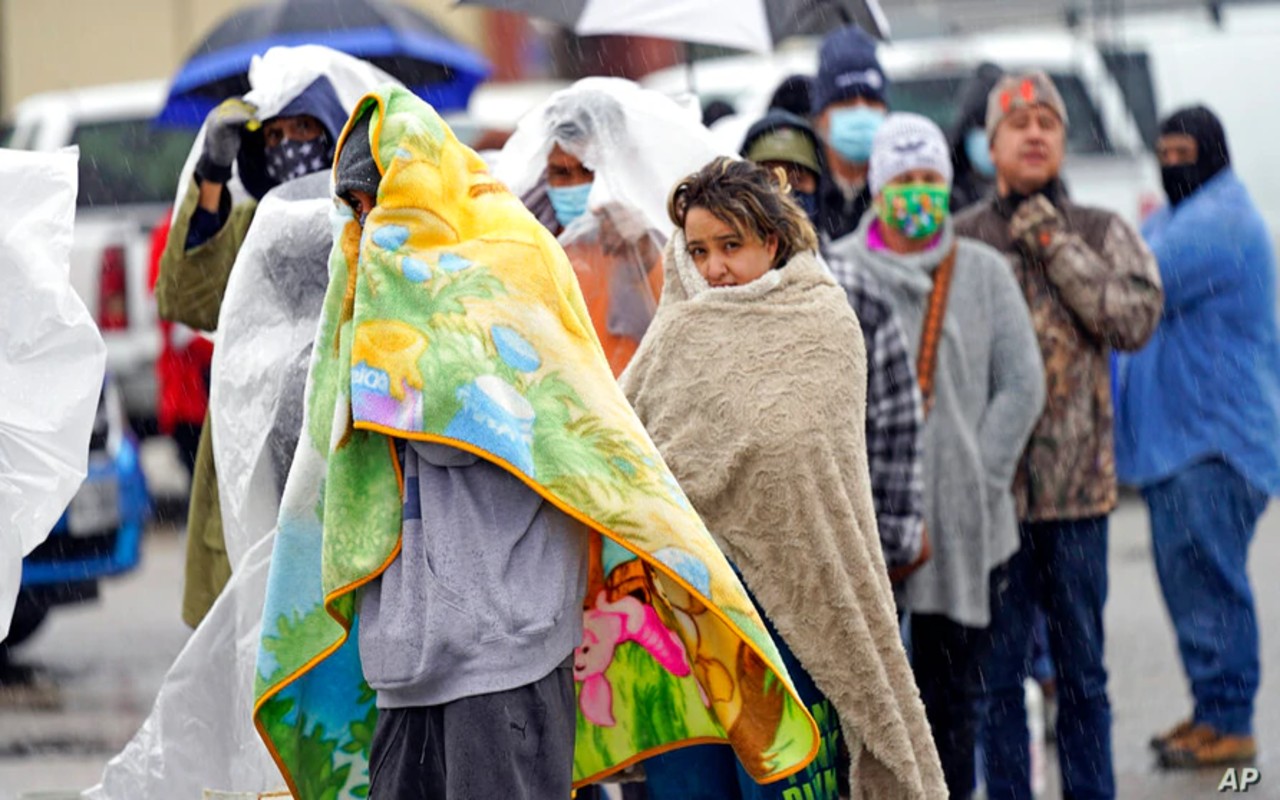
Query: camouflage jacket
[{"left": 955, "top": 185, "right": 1162, "bottom": 522}]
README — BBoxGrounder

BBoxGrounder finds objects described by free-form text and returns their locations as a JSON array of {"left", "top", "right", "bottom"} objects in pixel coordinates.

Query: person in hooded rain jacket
[
  {"left": 155, "top": 75, "right": 350, "bottom": 628},
  {"left": 827, "top": 113, "right": 1044, "bottom": 799},
  {"left": 1116, "top": 105, "right": 1280, "bottom": 770},
  {"left": 495, "top": 78, "right": 727, "bottom": 377}
]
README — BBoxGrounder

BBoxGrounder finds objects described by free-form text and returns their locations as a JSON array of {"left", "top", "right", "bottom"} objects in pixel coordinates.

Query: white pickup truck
[
  {"left": 642, "top": 30, "right": 1163, "bottom": 227},
  {"left": 4, "top": 81, "right": 196, "bottom": 430}
]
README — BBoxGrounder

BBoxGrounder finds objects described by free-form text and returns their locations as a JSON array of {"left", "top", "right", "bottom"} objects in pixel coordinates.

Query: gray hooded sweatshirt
[
  {"left": 827, "top": 216, "right": 1046, "bottom": 627},
  {"left": 358, "top": 441, "right": 589, "bottom": 708}
]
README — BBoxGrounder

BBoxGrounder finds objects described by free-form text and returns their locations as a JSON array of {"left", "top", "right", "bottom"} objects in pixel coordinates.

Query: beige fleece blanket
[{"left": 620, "top": 235, "right": 946, "bottom": 799}]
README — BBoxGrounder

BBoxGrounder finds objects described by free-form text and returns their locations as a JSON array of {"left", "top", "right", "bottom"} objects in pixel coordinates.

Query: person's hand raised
[
  {"left": 196, "top": 98, "right": 259, "bottom": 184},
  {"left": 1010, "top": 194, "right": 1064, "bottom": 258}
]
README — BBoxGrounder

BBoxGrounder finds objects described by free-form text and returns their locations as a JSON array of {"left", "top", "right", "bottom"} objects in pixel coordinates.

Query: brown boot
[
  {"left": 1159, "top": 725, "right": 1257, "bottom": 769},
  {"left": 1149, "top": 718, "right": 1195, "bottom": 752}
]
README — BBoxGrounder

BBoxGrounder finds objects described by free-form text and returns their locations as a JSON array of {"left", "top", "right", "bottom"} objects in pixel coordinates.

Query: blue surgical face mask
[
  {"left": 827, "top": 106, "right": 885, "bottom": 164},
  {"left": 965, "top": 128, "right": 996, "bottom": 178},
  {"left": 547, "top": 182, "right": 592, "bottom": 229}
]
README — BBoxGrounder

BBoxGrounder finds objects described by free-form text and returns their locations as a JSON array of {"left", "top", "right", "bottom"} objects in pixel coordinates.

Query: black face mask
[
  {"left": 794, "top": 190, "right": 819, "bottom": 223},
  {"left": 265, "top": 132, "right": 333, "bottom": 184},
  {"left": 1161, "top": 164, "right": 1203, "bottom": 207}
]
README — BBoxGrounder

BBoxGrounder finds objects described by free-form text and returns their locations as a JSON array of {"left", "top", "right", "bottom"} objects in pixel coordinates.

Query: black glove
[{"left": 195, "top": 98, "right": 258, "bottom": 184}]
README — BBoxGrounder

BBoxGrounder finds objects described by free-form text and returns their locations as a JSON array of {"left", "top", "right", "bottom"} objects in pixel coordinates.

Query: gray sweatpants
[{"left": 368, "top": 661, "right": 577, "bottom": 799}]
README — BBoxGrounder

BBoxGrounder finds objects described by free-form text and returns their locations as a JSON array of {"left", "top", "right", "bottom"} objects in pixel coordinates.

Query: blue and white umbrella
[{"left": 158, "top": 0, "right": 491, "bottom": 126}]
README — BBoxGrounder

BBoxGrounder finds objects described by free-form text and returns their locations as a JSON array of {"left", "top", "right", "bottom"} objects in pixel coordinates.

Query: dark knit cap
[
  {"left": 702, "top": 99, "right": 736, "bottom": 127},
  {"left": 769, "top": 74, "right": 814, "bottom": 118},
  {"left": 812, "top": 25, "right": 887, "bottom": 114},
  {"left": 334, "top": 109, "right": 381, "bottom": 201}
]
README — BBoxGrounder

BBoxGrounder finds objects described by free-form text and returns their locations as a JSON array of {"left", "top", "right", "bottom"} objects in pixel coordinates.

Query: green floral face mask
[{"left": 877, "top": 183, "right": 951, "bottom": 240}]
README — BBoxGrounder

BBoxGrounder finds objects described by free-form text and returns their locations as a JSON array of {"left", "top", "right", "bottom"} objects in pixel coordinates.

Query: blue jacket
[{"left": 1116, "top": 169, "right": 1280, "bottom": 493}]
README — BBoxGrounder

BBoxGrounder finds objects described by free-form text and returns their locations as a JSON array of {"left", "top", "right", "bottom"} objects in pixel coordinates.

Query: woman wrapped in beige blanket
[{"left": 621, "top": 157, "right": 945, "bottom": 800}]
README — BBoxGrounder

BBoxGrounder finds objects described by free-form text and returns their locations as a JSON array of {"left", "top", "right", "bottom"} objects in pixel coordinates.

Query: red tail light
[
  {"left": 1138, "top": 191, "right": 1162, "bottom": 223},
  {"left": 98, "top": 246, "right": 128, "bottom": 331}
]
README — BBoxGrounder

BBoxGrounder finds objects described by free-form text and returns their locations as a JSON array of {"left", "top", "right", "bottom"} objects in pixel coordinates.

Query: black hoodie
[
  {"left": 947, "top": 63, "right": 1005, "bottom": 214},
  {"left": 1158, "top": 105, "right": 1230, "bottom": 207}
]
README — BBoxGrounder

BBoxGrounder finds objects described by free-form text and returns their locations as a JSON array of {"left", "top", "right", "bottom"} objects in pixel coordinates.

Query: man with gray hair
[{"left": 955, "top": 72, "right": 1163, "bottom": 800}]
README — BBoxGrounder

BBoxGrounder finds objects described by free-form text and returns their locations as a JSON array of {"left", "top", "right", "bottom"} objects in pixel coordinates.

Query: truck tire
[{"left": 2, "top": 591, "right": 50, "bottom": 649}]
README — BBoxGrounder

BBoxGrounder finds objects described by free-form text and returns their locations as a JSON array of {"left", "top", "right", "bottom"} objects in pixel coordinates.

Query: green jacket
[{"left": 157, "top": 179, "right": 257, "bottom": 627}]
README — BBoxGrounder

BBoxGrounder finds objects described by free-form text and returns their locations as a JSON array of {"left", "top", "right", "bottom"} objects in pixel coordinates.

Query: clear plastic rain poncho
[
  {"left": 0, "top": 148, "right": 106, "bottom": 643},
  {"left": 494, "top": 77, "right": 731, "bottom": 375},
  {"left": 86, "top": 46, "right": 400, "bottom": 799},
  {"left": 210, "top": 169, "right": 331, "bottom": 570}
]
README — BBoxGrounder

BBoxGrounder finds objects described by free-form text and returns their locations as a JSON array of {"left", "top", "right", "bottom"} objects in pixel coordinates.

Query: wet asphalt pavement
[{"left": 1, "top": 487, "right": 1277, "bottom": 799}]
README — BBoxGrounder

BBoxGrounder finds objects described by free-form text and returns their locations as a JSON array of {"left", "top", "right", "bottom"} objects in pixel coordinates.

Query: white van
[
  {"left": 1097, "top": 4, "right": 1280, "bottom": 243},
  {"left": 642, "top": 30, "right": 1163, "bottom": 226},
  {"left": 4, "top": 81, "right": 197, "bottom": 428}
]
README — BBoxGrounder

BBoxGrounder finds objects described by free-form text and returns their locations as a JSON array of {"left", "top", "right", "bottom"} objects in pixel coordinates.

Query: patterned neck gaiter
[{"left": 265, "top": 132, "right": 333, "bottom": 183}]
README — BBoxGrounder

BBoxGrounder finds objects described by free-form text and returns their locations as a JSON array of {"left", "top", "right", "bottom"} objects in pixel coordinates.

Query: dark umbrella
[
  {"left": 454, "top": 0, "right": 890, "bottom": 47},
  {"left": 158, "top": 0, "right": 491, "bottom": 126},
  {"left": 767, "top": 0, "right": 890, "bottom": 42}
]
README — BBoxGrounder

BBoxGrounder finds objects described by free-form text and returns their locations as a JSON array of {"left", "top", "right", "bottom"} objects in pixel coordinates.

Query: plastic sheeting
[
  {"left": 0, "top": 147, "right": 106, "bottom": 643},
  {"left": 558, "top": 212, "right": 668, "bottom": 375},
  {"left": 211, "top": 171, "right": 331, "bottom": 568},
  {"left": 85, "top": 533, "right": 283, "bottom": 798},
  {"left": 494, "top": 77, "right": 729, "bottom": 242},
  {"left": 86, "top": 47, "right": 401, "bottom": 798},
  {"left": 493, "top": 78, "right": 730, "bottom": 374},
  {"left": 85, "top": 176, "right": 330, "bottom": 800}
]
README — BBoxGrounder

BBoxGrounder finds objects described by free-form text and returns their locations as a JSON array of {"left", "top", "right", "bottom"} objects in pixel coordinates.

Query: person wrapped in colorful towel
[
  {"left": 250, "top": 85, "right": 826, "bottom": 799},
  {"left": 619, "top": 158, "right": 946, "bottom": 799}
]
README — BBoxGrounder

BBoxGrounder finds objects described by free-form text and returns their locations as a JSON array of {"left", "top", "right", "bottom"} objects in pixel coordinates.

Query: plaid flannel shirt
[{"left": 826, "top": 256, "right": 926, "bottom": 568}]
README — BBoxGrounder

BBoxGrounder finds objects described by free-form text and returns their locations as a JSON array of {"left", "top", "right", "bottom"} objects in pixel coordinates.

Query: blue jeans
[
  {"left": 1143, "top": 458, "right": 1268, "bottom": 736},
  {"left": 643, "top": 618, "right": 840, "bottom": 800},
  {"left": 1030, "top": 608, "right": 1054, "bottom": 686},
  {"left": 982, "top": 517, "right": 1114, "bottom": 800}
]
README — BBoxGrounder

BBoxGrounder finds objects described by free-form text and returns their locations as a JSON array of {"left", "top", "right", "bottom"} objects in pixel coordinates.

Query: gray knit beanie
[
  {"left": 869, "top": 113, "right": 953, "bottom": 196},
  {"left": 985, "top": 72, "right": 1069, "bottom": 141}
]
